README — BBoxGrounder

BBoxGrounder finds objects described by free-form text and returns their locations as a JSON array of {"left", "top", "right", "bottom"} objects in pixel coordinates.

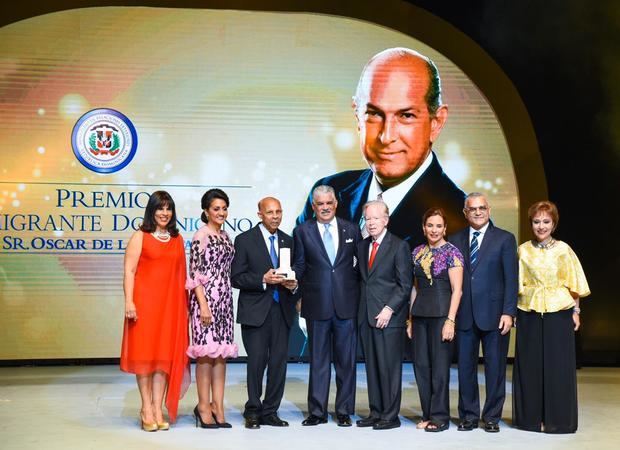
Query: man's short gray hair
[
  {"left": 312, "top": 185, "right": 336, "bottom": 202},
  {"left": 363, "top": 200, "right": 389, "bottom": 217},
  {"left": 464, "top": 192, "right": 488, "bottom": 208}
]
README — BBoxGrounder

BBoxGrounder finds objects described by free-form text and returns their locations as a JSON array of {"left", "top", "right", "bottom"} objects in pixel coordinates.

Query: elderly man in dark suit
[
  {"left": 297, "top": 47, "right": 467, "bottom": 248},
  {"left": 232, "top": 197, "right": 298, "bottom": 429},
  {"left": 449, "top": 192, "right": 518, "bottom": 433},
  {"left": 356, "top": 200, "right": 412, "bottom": 430},
  {"left": 293, "top": 185, "right": 361, "bottom": 427}
]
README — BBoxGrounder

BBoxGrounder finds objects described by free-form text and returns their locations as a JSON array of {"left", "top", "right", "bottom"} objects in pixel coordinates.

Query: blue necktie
[
  {"left": 470, "top": 231, "right": 481, "bottom": 266},
  {"left": 269, "top": 235, "right": 279, "bottom": 303},
  {"left": 322, "top": 223, "right": 336, "bottom": 265}
]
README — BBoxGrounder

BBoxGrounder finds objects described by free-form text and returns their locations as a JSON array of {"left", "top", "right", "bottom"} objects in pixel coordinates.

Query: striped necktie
[{"left": 470, "top": 231, "right": 481, "bottom": 266}]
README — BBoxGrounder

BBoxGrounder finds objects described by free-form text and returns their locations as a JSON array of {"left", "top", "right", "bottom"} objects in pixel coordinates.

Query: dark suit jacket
[
  {"left": 357, "top": 232, "right": 413, "bottom": 328},
  {"left": 292, "top": 218, "right": 361, "bottom": 321},
  {"left": 449, "top": 223, "right": 518, "bottom": 331},
  {"left": 232, "top": 225, "right": 297, "bottom": 328},
  {"left": 296, "top": 152, "right": 467, "bottom": 249}
]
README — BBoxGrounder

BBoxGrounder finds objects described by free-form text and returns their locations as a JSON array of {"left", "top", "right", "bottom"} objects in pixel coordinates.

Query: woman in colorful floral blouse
[
  {"left": 407, "top": 207, "right": 464, "bottom": 432},
  {"left": 513, "top": 201, "right": 590, "bottom": 433}
]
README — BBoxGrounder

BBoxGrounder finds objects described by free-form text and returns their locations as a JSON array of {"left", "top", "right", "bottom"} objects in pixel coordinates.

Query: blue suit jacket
[
  {"left": 292, "top": 218, "right": 361, "bottom": 321},
  {"left": 450, "top": 223, "right": 518, "bottom": 331},
  {"left": 296, "top": 152, "right": 467, "bottom": 249}
]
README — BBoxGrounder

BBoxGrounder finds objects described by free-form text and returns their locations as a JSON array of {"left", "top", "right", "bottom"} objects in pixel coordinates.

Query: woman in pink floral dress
[{"left": 187, "top": 188, "right": 238, "bottom": 428}]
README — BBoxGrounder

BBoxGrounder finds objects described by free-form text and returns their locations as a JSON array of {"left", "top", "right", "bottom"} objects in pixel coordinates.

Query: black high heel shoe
[
  {"left": 194, "top": 406, "right": 218, "bottom": 429},
  {"left": 212, "top": 412, "right": 232, "bottom": 428}
]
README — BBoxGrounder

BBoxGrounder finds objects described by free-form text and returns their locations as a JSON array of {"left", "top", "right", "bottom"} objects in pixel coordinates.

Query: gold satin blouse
[{"left": 518, "top": 240, "right": 590, "bottom": 313}]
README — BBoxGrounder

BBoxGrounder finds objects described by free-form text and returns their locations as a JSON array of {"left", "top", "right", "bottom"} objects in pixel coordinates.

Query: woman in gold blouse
[{"left": 513, "top": 201, "right": 590, "bottom": 433}]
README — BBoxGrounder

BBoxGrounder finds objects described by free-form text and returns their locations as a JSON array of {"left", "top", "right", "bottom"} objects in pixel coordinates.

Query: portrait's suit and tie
[
  {"left": 450, "top": 194, "right": 518, "bottom": 432},
  {"left": 293, "top": 187, "right": 361, "bottom": 426},
  {"left": 356, "top": 218, "right": 412, "bottom": 429},
  {"left": 231, "top": 199, "right": 297, "bottom": 428},
  {"left": 297, "top": 153, "right": 467, "bottom": 249}
]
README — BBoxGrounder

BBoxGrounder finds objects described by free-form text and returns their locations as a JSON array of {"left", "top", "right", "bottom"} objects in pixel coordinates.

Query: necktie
[
  {"left": 323, "top": 223, "right": 336, "bottom": 265},
  {"left": 269, "top": 235, "right": 279, "bottom": 302},
  {"left": 368, "top": 241, "right": 379, "bottom": 269},
  {"left": 470, "top": 231, "right": 481, "bottom": 266}
]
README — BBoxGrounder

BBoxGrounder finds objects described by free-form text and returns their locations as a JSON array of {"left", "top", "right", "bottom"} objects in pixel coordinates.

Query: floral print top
[{"left": 412, "top": 242, "right": 464, "bottom": 285}]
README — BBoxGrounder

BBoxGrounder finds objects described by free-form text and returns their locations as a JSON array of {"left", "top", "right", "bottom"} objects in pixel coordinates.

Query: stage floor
[{"left": 1, "top": 363, "right": 618, "bottom": 449}]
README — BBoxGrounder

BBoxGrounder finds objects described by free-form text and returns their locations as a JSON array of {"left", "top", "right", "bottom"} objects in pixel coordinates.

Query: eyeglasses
[{"left": 465, "top": 206, "right": 488, "bottom": 214}]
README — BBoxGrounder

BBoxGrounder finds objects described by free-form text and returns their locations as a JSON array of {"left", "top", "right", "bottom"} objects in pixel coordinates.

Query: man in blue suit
[
  {"left": 293, "top": 185, "right": 361, "bottom": 427},
  {"left": 449, "top": 192, "right": 517, "bottom": 433}
]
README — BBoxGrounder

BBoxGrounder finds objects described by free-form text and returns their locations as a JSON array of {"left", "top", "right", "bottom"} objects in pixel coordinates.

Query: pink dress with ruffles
[{"left": 186, "top": 226, "right": 238, "bottom": 359}]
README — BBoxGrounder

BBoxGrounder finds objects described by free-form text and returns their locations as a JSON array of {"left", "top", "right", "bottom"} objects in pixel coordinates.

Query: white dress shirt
[
  {"left": 259, "top": 223, "right": 278, "bottom": 290},
  {"left": 259, "top": 223, "right": 279, "bottom": 256},
  {"left": 366, "top": 150, "right": 434, "bottom": 213},
  {"left": 469, "top": 221, "right": 490, "bottom": 248},
  {"left": 368, "top": 228, "right": 387, "bottom": 262}
]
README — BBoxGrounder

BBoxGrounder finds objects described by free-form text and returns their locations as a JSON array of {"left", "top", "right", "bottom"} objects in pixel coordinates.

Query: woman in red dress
[{"left": 120, "top": 191, "right": 190, "bottom": 431}]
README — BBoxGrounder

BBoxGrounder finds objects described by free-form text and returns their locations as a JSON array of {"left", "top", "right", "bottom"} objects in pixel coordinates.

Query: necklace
[
  {"left": 152, "top": 229, "right": 171, "bottom": 242},
  {"left": 534, "top": 238, "right": 555, "bottom": 249}
]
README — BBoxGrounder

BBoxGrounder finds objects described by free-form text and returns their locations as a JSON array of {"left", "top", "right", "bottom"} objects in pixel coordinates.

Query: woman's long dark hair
[
  {"left": 140, "top": 190, "right": 180, "bottom": 237},
  {"left": 200, "top": 188, "right": 230, "bottom": 223}
]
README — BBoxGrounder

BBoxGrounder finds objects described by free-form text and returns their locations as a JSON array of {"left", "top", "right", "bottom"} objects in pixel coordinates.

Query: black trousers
[
  {"left": 241, "top": 301, "right": 290, "bottom": 418},
  {"left": 412, "top": 316, "right": 454, "bottom": 425},
  {"left": 307, "top": 316, "right": 357, "bottom": 417},
  {"left": 359, "top": 320, "right": 404, "bottom": 421},
  {"left": 513, "top": 308, "right": 578, "bottom": 433}
]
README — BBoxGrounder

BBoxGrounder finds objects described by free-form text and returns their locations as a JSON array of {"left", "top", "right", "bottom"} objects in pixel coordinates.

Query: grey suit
[{"left": 357, "top": 231, "right": 413, "bottom": 421}]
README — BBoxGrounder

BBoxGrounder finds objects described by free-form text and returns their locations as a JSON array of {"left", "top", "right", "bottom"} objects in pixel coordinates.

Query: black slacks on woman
[
  {"left": 513, "top": 308, "right": 578, "bottom": 433},
  {"left": 412, "top": 316, "right": 454, "bottom": 426}
]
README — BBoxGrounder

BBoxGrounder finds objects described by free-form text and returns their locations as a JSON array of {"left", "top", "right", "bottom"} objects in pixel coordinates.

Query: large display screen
[{"left": 0, "top": 7, "right": 518, "bottom": 359}]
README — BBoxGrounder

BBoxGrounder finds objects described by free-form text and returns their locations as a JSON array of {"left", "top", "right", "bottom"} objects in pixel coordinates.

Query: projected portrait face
[{"left": 354, "top": 51, "right": 448, "bottom": 188}]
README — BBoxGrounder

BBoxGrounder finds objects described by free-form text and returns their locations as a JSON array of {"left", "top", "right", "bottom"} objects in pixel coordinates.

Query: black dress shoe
[
  {"left": 260, "top": 414, "right": 289, "bottom": 427},
  {"left": 458, "top": 419, "right": 479, "bottom": 431},
  {"left": 245, "top": 416, "right": 260, "bottom": 429},
  {"left": 336, "top": 414, "right": 352, "bottom": 427},
  {"left": 356, "top": 416, "right": 380, "bottom": 427},
  {"left": 372, "top": 419, "right": 401, "bottom": 430},
  {"left": 484, "top": 421, "right": 500, "bottom": 433},
  {"left": 302, "top": 415, "right": 328, "bottom": 426}
]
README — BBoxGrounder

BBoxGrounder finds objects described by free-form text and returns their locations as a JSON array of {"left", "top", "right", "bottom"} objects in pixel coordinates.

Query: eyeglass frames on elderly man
[{"left": 465, "top": 206, "right": 488, "bottom": 213}]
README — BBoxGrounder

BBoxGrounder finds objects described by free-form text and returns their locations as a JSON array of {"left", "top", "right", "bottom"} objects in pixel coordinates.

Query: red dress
[{"left": 120, "top": 232, "right": 190, "bottom": 422}]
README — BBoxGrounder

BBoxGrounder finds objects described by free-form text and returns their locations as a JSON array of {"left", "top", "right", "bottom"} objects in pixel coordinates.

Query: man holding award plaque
[{"left": 231, "top": 197, "right": 298, "bottom": 429}]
